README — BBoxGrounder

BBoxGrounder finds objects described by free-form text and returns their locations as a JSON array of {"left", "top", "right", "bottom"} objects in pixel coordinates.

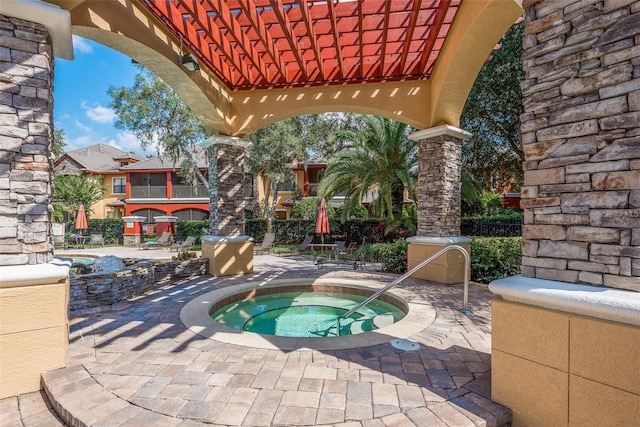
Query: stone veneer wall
[
  {"left": 0, "top": 15, "right": 54, "bottom": 266},
  {"left": 69, "top": 258, "right": 208, "bottom": 313},
  {"left": 217, "top": 143, "right": 246, "bottom": 236},
  {"left": 417, "top": 136, "right": 462, "bottom": 236},
  {"left": 520, "top": 0, "right": 640, "bottom": 291}
]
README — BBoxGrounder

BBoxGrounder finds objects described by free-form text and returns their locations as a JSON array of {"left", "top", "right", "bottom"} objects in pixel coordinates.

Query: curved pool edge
[{"left": 180, "top": 278, "right": 436, "bottom": 351}]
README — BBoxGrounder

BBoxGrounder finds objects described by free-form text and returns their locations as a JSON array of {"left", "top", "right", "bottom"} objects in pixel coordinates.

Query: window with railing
[
  {"left": 112, "top": 177, "right": 125, "bottom": 194},
  {"left": 130, "top": 173, "right": 166, "bottom": 198},
  {"left": 172, "top": 185, "right": 208, "bottom": 198},
  {"left": 130, "top": 186, "right": 167, "bottom": 198}
]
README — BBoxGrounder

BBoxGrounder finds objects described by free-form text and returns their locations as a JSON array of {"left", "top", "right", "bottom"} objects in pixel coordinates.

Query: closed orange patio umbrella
[
  {"left": 315, "top": 198, "right": 330, "bottom": 245},
  {"left": 75, "top": 203, "right": 88, "bottom": 235}
]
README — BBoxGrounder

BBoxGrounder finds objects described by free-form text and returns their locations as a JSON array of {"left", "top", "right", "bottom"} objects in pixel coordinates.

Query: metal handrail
[{"left": 336, "top": 244, "right": 471, "bottom": 336}]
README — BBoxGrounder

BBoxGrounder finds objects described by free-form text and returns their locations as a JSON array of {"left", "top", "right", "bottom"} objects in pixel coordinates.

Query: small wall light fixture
[
  {"left": 178, "top": 53, "right": 199, "bottom": 72},
  {"left": 178, "top": 38, "right": 199, "bottom": 72}
]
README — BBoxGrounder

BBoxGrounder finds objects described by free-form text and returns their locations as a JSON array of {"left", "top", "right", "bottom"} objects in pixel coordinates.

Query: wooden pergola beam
[
  {"left": 235, "top": 0, "right": 289, "bottom": 81},
  {"left": 378, "top": 1, "right": 392, "bottom": 75},
  {"left": 297, "top": 0, "right": 324, "bottom": 79},
  {"left": 198, "top": 0, "right": 271, "bottom": 84},
  {"left": 269, "top": 0, "right": 310, "bottom": 81},
  {"left": 326, "top": 0, "right": 345, "bottom": 79},
  {"left": 418, "top": 0, "right": 451, "bottom": 74},
  {"left": 398, "top": 0, "right": 423, "bottom": 75},
  {"left": 155, "top": 0, "right": 249, "bottom": 84}
]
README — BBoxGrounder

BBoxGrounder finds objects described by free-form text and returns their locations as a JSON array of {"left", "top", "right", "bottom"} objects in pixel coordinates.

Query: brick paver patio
[{"left": 1, "top": 254, "right": 510, "bottom": 426}]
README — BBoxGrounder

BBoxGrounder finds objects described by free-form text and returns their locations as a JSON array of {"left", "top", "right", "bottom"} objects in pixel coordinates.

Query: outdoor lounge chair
[
  {"left": 140, "top": 231, "right": 172, "bottom": 250},
  {"left": 254, "top": 232, "right": 275, "bottom": 255},
  {"left": 330, "top": 240, "right": 346, "bottom": 262},
  {"left": 295, "top": 235, "right": 314, "bottom": 255},
  {"left": 349, "top": 237, "right": 366, "bottom": 270},
  {"left": 89, "top": 233, "right": 105, "bottom": 248},
  {"left": 170, "top": 236, "right": 196, "bottom": 252}
]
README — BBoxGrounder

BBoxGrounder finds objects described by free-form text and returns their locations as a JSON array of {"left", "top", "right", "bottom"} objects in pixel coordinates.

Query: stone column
[
  {"left": 0, "top": 4, "right": 73, "bottom": 399},
  {"left": 517, "top": 0, "right": 639, "bottom": 291},
  {"left": 0, "top": 14, "right": 56, "bottom": 266},
  {"left": 216, "top": 142, "right": 247, "bottom": 236},
  {"left": 406, "top": 125, "right": 471, "bottom": 284},
  {"left": 200, "top": 135, "right": 253, "bottom": 276},
  {"left": 490, "top": 2, "right": 640, "bottom": 426}
]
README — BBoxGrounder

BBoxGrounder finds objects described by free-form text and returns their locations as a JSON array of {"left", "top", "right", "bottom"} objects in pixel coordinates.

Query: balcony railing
[
  {"left": 172, "top": 185, "right": 208, "bottom": 198},
  {"left": 308, "top": 183, "right": 319, "bottom": 197},
  {"left": 131, "top": 186, "right": 167, "bottom": 198}
]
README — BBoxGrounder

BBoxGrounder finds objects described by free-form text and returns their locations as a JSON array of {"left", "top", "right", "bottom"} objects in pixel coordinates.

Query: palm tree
[
  {"left": 319, "top": 115, "right": 483, "bottom": 229},
  {"left": 318, "top": 115, "right": 418, "bottom": 222}
]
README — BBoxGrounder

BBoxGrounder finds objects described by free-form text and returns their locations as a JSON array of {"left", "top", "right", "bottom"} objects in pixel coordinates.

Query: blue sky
[{"left": 53, "top": 36, "right": 143, "bottom": 155}]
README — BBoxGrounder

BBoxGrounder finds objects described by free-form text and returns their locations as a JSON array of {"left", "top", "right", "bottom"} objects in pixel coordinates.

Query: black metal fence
[
  {"left": 246, "top": 219, "right": 386, "bottom": 244},
  {"left": 460, "top": 216, "right": 523, "bottom": 237}
]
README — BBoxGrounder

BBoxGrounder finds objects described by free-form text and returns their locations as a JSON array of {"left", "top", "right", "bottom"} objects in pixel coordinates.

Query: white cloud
[
  {"left": 114, "top": 131, "right": 145, "bottom": 154},
  {"left": 81, "top": 102, "right": 116, "bottom": 124},
  {"left": 72, "top": 36, "right": 93, "bottom": 54},
  {"left": 74, "top": 120, "right": 92, "bottom": 133}
]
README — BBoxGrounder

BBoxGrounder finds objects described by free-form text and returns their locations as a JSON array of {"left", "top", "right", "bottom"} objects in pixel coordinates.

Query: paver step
[{"left": 41, "top": 365, "right": 206, "bottom": 427}]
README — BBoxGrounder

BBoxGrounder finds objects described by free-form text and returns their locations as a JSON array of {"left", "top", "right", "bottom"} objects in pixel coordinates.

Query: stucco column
[
  {"left": 490, "top": 1, "right": 640, "bottom": 426},
  {"left": 406, "top": 125, "right": 471, "bottom": 284}
]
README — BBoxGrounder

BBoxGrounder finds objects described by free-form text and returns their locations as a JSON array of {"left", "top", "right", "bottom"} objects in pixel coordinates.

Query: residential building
[
  {"left": 53, "top": 144, "right": 142, "bottom": 219},
  {"left": 254, "top": 157, "right": 328, "bottom": 220},
  {"left": 120, "top": 146, "right": 210, "bottom": 223}
]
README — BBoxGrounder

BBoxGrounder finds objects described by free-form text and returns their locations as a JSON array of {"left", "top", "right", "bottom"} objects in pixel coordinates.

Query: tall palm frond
[{"left": 320, "top": 115, "right": 417, "bottom": 221}]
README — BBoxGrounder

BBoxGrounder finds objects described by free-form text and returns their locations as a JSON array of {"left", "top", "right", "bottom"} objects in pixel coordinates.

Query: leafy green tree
[
  {"left": 289, "top": 197, "right": 319, "bottom": 220},
  {"left": 461, "top": 20, "right": 525, "bottom": 191},
  {"left": 107, "top": 67, "right": 226, "bottom": 233},
  {"left": 53, "top": 174, "right": 107, "bottom": 219},
  {"left": 246, "top": 119, "right": 306, "bottom": 230},
  {"left": 318, "top": 115, "right": 418, "bottom": 222},
  {"left": 52, "top": 129, "right": 67, "bottom": 158},
  {"left": 108, "top": 67, "right": 209, "bottom": 187}
]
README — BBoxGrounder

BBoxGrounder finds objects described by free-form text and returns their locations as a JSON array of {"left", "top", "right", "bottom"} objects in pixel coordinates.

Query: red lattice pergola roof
[{"left": 142, "top": 0, "right": 462, "bottom": 91}]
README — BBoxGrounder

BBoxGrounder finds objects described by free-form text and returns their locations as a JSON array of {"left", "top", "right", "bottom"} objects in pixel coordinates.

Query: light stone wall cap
[
  {"left": 0, "top": 0, "right": 73, "bottom": 60},
  {"left": 201, "top": 235, "right": 254, "bottom": 243},
  {"left": 122, "top": 216, "right": 146, "bottom": 222},
  {"left": 407, "top": 236, "right": 471, "bottom": 246},
  {"left": 0, "top": 259, "right": 71, "bottom": 288},
  {"left": 490, "top": 276, "right": 640, "bottom": 327},
  {"left": 408, "top": 124, "right": 472, "bottom": 141},
  {"left": 201, "top": 135, "right": 251, "bottom": 148},
  {"left": 154, "top": 216, "right": 178, "bottom": 222}
]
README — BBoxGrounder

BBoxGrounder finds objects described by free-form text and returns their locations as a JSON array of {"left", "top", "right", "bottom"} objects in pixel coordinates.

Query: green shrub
[
  {"left": 470, "top": 237, "right": 522, "bottom": 283},
  {"left": 176, "top": 220, "right": 209, "bottom": 243},
  {"left": 87, "top": 219, "right": 124, "bottom": 244},
  {"left": 363, "top": 239, "right": 408, "bottom": 274}
]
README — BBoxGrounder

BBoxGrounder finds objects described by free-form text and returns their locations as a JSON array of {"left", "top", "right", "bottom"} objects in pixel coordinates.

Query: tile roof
[
  {"left": 120, "top": 145, "right": 209, "bottom": 170},
  {"left": 62, "top": 144, "right": 143, "bottom": 174}
]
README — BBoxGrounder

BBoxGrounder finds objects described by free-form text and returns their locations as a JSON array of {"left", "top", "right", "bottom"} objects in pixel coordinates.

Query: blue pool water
[{"left": 210, "top": 291, "right": 405, "bottom": 337}]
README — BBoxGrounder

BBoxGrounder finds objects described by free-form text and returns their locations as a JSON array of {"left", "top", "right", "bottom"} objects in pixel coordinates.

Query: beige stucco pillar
[
  {"left": 0, "top": 1, "right": 73, "bottom": 399},
  {"left": 407, "top": 125, "right": 471, "bottom": 284},
  {"left": 490, "top": 1, "right": 640, "bottom": 425}
]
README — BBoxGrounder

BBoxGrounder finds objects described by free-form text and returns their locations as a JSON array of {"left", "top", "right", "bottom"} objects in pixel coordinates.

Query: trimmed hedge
[
  {"left": 470, "top": 237, "right": 522, "bottom": 283},
  {"left": 363, "top": 236, "right": 522, "bottom": 282}
]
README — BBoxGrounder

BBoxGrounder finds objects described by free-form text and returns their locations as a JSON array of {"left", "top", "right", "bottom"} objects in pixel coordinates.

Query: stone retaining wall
[
  {"left": 520, "top": 0, "right": 640, "bottom": 291},
  {"left": 0, "top": 14, "right": 54, "bottom": 266},
  {"left": 69, "top": 258, "right": 208, "bottom": 312},
  {"left": 154, "top": 257, "right": 208, "bottom": 284}
]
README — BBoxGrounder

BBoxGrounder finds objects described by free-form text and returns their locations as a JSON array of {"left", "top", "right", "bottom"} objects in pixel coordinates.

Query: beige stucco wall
[
  {"left": 407, "top": 238, "right": 470, "bottom": 284},
  {"left": 492, "top": 299, "right": 640, "bottom": 427},
  {"left": 201, "top": 237, "right": 254, "bottom": 277},
  {"left": 0, "top": 263, "right": 70, "bottom": 399}
]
